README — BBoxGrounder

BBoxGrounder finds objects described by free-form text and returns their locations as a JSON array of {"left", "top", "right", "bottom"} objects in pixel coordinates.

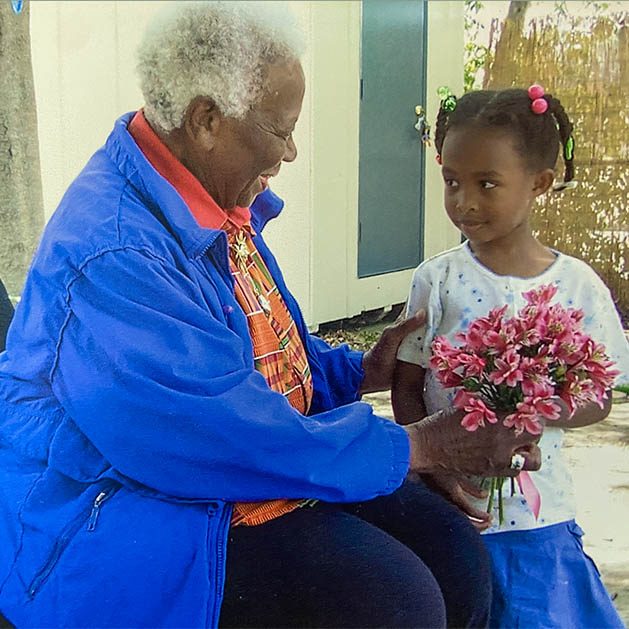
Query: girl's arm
[
  {"left": 551, "top": 393, "right": 613, "bottom": 428},
  {"left": 392, "top": 360, "right": 427, "bottom": 425}
]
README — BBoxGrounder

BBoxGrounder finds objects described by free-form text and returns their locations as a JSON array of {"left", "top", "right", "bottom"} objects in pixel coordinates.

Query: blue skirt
[{"left": 483, "top": 520, "right": 624, "bottom": 628}]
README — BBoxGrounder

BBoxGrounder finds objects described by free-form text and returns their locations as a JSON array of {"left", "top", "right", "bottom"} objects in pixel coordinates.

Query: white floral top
[{"left": 397, "top": 242, "right": 629, "bottom": 534}]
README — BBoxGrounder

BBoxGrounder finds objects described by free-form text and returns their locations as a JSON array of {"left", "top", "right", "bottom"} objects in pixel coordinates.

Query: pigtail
[
  {"left": 547, "top": 95, "right": 576, "bottom": 190},
  {"left": 434, "top": 92, "right": 457, "bottom": 157},
  {"left": 434, "top": 106, "right": 449, "bottom": 157}
]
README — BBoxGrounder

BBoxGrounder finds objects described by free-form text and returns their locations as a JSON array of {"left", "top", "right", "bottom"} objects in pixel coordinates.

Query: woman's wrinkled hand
[
  {"left": 404, "top": 407, "right": 542, "bottom": 478},
  {"left": 420, "top": 471, "right": 492, "bottom": 531},
  {"left": 360, "top": 309, "right": 426, "bottom": 394}
]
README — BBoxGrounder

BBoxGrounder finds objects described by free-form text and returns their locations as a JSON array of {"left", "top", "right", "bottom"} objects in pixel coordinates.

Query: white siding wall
[
  {"left": 30, "top": 0, "right": 462, "bottom": 327},
  {"left": 307, "top": 1, "right": 463, "bottom": 326}
]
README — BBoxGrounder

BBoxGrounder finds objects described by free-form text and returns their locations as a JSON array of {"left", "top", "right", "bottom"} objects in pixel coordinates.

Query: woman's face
[{"left": 184, "top": 58, "right": 305, "bottom": 210}]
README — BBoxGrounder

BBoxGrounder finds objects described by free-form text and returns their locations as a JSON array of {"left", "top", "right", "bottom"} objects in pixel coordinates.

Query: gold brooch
[{"left": 231, "top": 232, "right": 249, "bottom": 264}]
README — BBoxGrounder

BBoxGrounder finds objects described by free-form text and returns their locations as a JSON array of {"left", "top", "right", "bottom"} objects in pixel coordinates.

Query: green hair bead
[
  {"left": 443, "top": 95, "right": 457, "bottom": 112},
  {"left": 437, "top": 86, "right": 457, "bottom": 113},
  {"left": 564, "top": 135, "right": 575, "bottom": 161}
]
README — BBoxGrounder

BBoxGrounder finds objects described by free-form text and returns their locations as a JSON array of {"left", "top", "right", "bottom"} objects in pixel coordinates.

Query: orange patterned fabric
[
  {"left": 128, "top": 110, "right": 314, "bottom": 527},
  {"left": 226, "top": 225, "right": 314, "bottom": 526}
]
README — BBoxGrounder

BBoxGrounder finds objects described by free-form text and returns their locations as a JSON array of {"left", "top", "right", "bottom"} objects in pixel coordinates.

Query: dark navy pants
[{"left": 220, "top": 478, "right": 492, "bottom": 628}]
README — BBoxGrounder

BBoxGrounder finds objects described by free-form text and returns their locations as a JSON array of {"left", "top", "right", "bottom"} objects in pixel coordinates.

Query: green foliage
[
  {"left": 463, "top": 0, "right": 487, "bottom": 92},
  {"left": 464, "top": 41, "right": 490, "bottom": 92}
]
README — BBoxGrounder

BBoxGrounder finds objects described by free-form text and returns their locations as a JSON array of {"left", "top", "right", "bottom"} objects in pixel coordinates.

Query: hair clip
[
  {"left": 552, "top": 180, "right": 578, "bottom": 192},
  {"left": 527, "top": 83, "right": 548, "bottom": 114},
  {"left": 564, "top": 135, "right": 575, "bottom": 161},
  {"left": 437, "top": 86, "right": 457, "bottom": 112}
]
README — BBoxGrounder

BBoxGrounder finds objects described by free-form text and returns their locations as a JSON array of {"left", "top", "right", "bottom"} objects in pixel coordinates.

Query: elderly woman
[{"left": 0, "top": 3, "right": 540, "bottom": 628}]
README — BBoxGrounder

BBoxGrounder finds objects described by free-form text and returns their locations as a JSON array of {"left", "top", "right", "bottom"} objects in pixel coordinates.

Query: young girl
[{"left": 393, "top": 85, "right": 629, "bottom": 628}]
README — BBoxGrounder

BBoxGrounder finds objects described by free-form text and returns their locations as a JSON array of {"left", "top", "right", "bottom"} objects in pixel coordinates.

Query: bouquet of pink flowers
[
  {"left": 430, "top": 284, "right": 618, "bottom": 522},
  {"left": 430, "top": 284, "right": 618, "bottom": 436}
]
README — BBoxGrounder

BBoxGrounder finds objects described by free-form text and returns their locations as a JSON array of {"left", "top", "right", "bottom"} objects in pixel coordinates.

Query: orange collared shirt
[{"left": 129, "top": 111, "right": 313, "bottom": 526}]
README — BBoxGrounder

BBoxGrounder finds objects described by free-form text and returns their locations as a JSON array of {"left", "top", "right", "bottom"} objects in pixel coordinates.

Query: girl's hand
[{"left": 422, "top": 471, "right": 492, "bottom": 531}]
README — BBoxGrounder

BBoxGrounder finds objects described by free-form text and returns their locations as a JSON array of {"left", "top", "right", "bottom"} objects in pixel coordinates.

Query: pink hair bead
[
  {"left": 531, "top": 98, "right": 548, "bottom": 114},
  {"left": 528, "top": 84, "right": 545, "bottom": 100}
]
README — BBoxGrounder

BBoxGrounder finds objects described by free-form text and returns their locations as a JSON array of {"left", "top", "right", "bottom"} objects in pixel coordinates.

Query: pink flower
[
  {"left": 489, "top": 348, "right": 524, "bottom": 387},
  {"left": 529, "top": 397, "right": 562, "bottom": 421},
  {"left": 521, "top": 374, "right": 555, "bottom": 398},
  {"left": 429, "top": 337, "right": 458, "bottom": 370},
  {"left": 429, "top": 338, "right": 465, "bottom": 388},
  {"left": 454, "top": 390, "right": 498, "bottom": 431},
  {"left": 502, "top": 397, "right": 558, "bottom": 435},
  {"left": 503, "top": 410, "right": 544, "bottom": 436},
  {"left": 518, "top": 325, "right": 544, "bottom": 347},
  {"left": 458, "top": 352, "right": 486, "bottom": 377},
  {"left": 522, "top": 284, "right": 558, "bottom": 306},
  {"left": 519, "top": 356, "right": 555, "bottom": 397},
  {"left": 439, "top": 369, "right": 465, "bottom": 388},
  {"left": 546, "top": 305, "right": 578, "bottom": 344},
  {"left": 457, "top": 308, "right": 506, "bottom": 351}
]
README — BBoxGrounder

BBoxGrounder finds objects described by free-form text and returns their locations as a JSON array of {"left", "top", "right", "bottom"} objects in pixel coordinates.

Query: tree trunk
[
  {"left": 0, "top": 0, "right": 44, "bottom": 296},
  {"left": 484, "top": 0, "right": 531, "bottom": 88}
]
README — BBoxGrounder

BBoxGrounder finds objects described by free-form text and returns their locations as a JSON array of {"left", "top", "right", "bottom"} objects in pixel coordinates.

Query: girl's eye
[
  {"left": 482, "top": 181, "right": 497, "bottom": 189},
  {"left": 444, "top": 179, "right": 459, "bottom": 188}
]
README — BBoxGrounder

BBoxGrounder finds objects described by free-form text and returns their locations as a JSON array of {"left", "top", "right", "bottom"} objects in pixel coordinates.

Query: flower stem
[{"left": 486, "top": 477, "right": 495, "bottom": 513}]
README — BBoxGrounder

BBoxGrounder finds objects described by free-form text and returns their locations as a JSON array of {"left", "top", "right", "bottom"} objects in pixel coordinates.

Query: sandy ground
[{"left": 362, "top": 390, "right": 629, "bottom": 625}]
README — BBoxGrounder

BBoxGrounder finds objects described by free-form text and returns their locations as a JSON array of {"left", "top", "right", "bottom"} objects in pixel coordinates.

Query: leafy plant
[{"left": 463, "top": 0, "right": 488, "bottom": 91}]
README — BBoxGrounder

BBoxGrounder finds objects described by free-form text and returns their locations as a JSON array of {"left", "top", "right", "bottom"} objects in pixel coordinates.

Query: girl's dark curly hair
[{"left": 434, "top": 89, "right": 575, "bottom": 187}]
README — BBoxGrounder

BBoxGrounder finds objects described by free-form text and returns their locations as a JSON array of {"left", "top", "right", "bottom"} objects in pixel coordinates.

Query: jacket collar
[{"left": 104, "top": 112, "right": 284, "bottom": 258}]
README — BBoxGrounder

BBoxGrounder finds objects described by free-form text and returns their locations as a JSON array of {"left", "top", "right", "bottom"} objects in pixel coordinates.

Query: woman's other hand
[
  {"left": 405, "top": 407, "right": 542, "bottom": 477},
  {"left": 420, "top": 471, "right": 492, "bottom": 531},
  {"left": 360, "top": 309, "right": 426, "bottom": 394}
]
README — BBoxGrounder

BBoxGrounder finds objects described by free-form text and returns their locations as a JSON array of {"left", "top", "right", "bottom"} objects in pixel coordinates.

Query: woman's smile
[{"left": 258, "top": 165, "right": 282, "bottom": 190}]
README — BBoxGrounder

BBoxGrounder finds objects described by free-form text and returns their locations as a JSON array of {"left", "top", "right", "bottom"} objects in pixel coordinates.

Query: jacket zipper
[
  {"left": 208, "top": 502, "right": 232, "bottom": 627},
  {"left": 86, "top": 486, "right": 119, "bottom": 531},
  {"left": 28, "top": 483, "right": 120, "bottom": 598}
]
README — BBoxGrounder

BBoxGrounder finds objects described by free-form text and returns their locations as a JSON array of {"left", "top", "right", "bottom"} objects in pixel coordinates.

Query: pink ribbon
[{"left": 517, "top": 471, "right": 541, "bottom": 519}]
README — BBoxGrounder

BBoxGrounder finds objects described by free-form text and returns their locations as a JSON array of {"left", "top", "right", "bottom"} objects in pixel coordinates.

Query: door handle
[{"left": 414, "top": 105, "right": 431, "bottom": 146}]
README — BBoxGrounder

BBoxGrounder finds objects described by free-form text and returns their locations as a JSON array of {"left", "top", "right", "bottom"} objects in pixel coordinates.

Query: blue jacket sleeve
[
  {"left": 306, "top": 335, "right": 365, "bottom": 410},
  {"left": 52, "top": 247, "right": 409, "bottom": 502}
]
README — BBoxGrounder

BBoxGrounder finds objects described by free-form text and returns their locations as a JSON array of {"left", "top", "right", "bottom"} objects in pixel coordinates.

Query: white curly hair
[{"left": 137, "top": 1, "right": 304, "bottom": 132}]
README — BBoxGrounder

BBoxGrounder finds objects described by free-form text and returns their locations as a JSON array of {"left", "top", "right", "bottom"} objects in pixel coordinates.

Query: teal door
[{"left": 358, "top": 0, "right": 427, "bottom": 278}]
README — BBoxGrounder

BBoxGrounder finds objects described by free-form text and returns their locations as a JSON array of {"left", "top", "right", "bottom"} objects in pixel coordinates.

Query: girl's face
[{"left": 440, "top": 125, "right": 552, "bottom": 247}]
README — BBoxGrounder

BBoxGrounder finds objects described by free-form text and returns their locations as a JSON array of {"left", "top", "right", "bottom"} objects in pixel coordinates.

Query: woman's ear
[
  {"left": 184, "top": 97, "right": 222, "bottom": 151},
  {"left": 533, "top": 168, "right": 555, "bottom": 196}
]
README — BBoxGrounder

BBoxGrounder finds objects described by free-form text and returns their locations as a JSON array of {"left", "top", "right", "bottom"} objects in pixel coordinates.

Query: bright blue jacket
[{"left": 0, "top": 113, "right": 410, "bottom": 627}]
